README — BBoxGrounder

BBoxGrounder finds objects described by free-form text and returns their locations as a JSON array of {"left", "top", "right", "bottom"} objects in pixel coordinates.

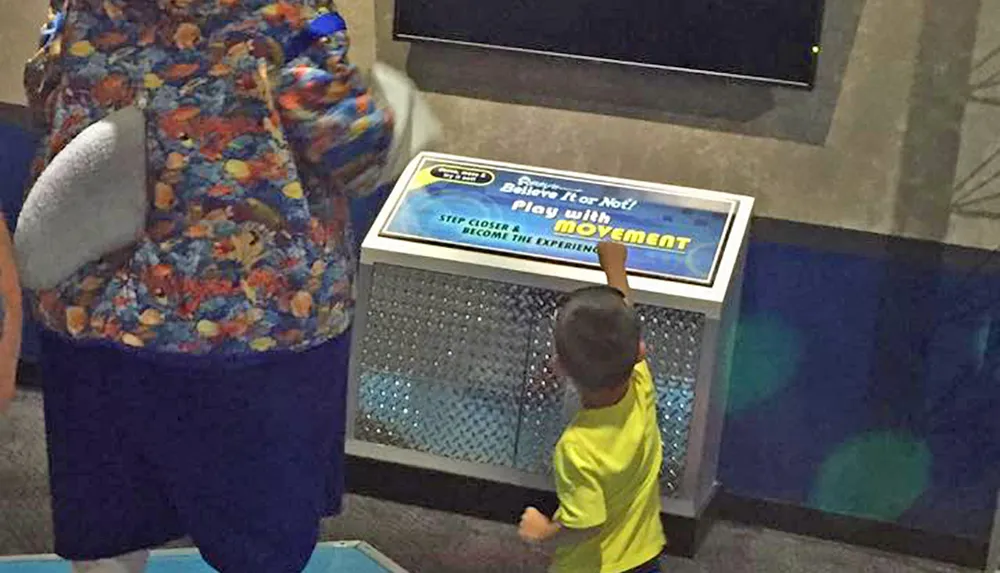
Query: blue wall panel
[
  {"left": 722, "top": 236, "right": 999, "bottom": 540},
  {"left": 721, "top": 242, "right": 885, "bottom": 506}
]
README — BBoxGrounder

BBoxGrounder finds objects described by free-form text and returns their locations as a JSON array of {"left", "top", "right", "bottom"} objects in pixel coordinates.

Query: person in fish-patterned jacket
[{"left": 23, "top": 1, "right": 392, "bottom": 571}]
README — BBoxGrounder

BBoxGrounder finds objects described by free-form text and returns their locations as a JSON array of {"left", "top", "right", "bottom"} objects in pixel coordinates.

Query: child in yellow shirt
[{"left": 519, "top": 241, "right": 666, "bottom": 573}]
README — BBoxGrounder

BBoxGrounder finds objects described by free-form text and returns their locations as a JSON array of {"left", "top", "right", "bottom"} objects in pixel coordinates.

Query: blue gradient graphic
[{"left": 383, "top": 162, "right": 735, "bottom": 284}]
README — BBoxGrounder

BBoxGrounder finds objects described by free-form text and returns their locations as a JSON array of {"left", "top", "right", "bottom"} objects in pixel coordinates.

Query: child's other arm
[
  {"left": 521, "top": 441, "right": 606, "bottom": 546},
  {"left": 0, "top": 214, "right": 22, "bottom": 411},
  {"left": 597, "top": 241, "right": 631, "bottom": 302},
  {"left": 519, "top": 507, "right": 600, "bottom": 547}
]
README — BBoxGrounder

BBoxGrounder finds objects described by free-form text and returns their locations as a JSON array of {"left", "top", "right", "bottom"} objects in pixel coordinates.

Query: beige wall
[
  {"left": 0, "top": 0, "right": 47, "bottom": 106},
  {"left": 1, "top": 0, "right": 995, "bottom": 250},
  {"left": 363, "top": 0, "right": 920, "bottom": 238},
  {"left": 359, "top": 0, "right": 998, "bottom": 251}
]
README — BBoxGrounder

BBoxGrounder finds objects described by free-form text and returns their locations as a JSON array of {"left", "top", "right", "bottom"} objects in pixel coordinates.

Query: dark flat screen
[{"left": 394, "top": 0, "right": 825, "bottom": 87}]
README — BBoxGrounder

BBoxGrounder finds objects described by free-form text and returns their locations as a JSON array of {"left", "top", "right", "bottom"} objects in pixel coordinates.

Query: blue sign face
[{"left": 381, "top": 158, "right": 737, "bottom": 285}]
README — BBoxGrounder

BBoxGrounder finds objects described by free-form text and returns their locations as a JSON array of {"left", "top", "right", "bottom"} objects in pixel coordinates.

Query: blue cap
[{"left": 283, "top": 12, "right": 348, "bottom": 62}]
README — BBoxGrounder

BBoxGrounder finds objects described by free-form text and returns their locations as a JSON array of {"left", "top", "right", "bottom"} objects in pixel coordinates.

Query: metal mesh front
[
  {"left": 356, "top": 265, "right": 537, "bottom": 466},
  {"left": 637, "top": 306, "right": 704, "bottom": 493},
  {"left": 512, "top": 294, "right": 566, "bottom": 474},
  {"left": 355, "top": 264, "right": 705, "bottom": 495}
]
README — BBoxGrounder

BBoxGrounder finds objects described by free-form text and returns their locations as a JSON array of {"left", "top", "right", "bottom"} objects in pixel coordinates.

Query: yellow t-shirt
[{"left": 552, "top": 361, "right": 666, "bottom": 573}]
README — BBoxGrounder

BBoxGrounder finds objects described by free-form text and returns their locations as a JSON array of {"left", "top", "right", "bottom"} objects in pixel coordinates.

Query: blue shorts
[
  {"left": 40, "top": 331, "right": 350, "bottom": 572},
  {"left": 627, "top": 557, "right": 662, "bottom": 573}
]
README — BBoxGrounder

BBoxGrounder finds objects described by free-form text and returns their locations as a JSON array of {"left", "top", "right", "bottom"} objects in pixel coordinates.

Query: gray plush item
[
  {"left": 15, "top": 106, "right": 148, "bottom": 291},
  {"left": 371, "top": 63, "right": 441, "bottom": 187}
]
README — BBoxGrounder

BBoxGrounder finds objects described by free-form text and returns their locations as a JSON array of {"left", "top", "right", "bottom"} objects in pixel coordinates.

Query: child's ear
[{"left": 637, "top": 340, "right": 647, "bottom": 363}]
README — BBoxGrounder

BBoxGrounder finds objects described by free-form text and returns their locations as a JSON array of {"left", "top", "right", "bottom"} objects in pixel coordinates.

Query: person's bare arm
[
  {"left": 597, "top": 241, "right": 631, "bottom": 302},
  {"left": 0, "top": 215, "right": 22, "bottom": 411}
]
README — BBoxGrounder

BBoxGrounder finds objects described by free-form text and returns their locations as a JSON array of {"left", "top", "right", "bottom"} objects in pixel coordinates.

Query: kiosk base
[{"left": 346, "top": 455, "right": 717, "bottom": 558}]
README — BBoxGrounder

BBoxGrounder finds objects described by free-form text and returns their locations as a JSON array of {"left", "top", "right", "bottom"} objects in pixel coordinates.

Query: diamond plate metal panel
[
  {"left": 356, "top": 265, "right": 539, "bottom": 466},
  {"left": 511, "top": 292, "right": 565, "bottom": 474},
  {"left": 636, "top": 306, "right": 704, "bottom": 494},
  {"left": 355, "top": 265, "right": 705, "bottom": 496}
]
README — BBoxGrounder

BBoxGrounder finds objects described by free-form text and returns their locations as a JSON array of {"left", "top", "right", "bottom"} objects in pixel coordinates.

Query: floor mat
[{"left": 0, "top": 542, "right": 406, "bottom": 573}]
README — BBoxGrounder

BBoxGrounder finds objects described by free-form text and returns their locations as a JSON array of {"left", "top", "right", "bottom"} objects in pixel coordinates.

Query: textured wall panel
[
  {"left": 356, "top": 265, "right": 536, "bottom": 466},
  {"left": 355, "top": 265, "right": 705, "bottom": 495}
]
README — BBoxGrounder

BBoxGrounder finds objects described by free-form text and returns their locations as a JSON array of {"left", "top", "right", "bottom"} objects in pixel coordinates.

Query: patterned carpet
[{"left": 0, "top": 390, "right": 976, "bottom": 572}]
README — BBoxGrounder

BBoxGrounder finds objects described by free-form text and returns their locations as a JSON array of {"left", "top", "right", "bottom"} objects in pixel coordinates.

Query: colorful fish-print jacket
[{"left": 24, "top": 0, "right": 393, "bottom": 354}]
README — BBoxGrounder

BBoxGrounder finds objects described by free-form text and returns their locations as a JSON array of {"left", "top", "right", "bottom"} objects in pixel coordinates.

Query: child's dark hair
[{"left": 555, "top": 286, "right": 641, "bottom": 391}]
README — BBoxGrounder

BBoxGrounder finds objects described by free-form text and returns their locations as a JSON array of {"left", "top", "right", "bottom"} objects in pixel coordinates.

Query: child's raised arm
[
  {"left": 597, "top": 241, "right": 631, "bottom": 302},
  {"left": 598, "top": 241, "right": 646, "bottom": 363}
]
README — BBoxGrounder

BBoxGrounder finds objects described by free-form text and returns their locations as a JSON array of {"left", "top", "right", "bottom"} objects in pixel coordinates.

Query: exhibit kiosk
[{"left": 346, "top": 153, "right": 754, "bottom": 526}]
